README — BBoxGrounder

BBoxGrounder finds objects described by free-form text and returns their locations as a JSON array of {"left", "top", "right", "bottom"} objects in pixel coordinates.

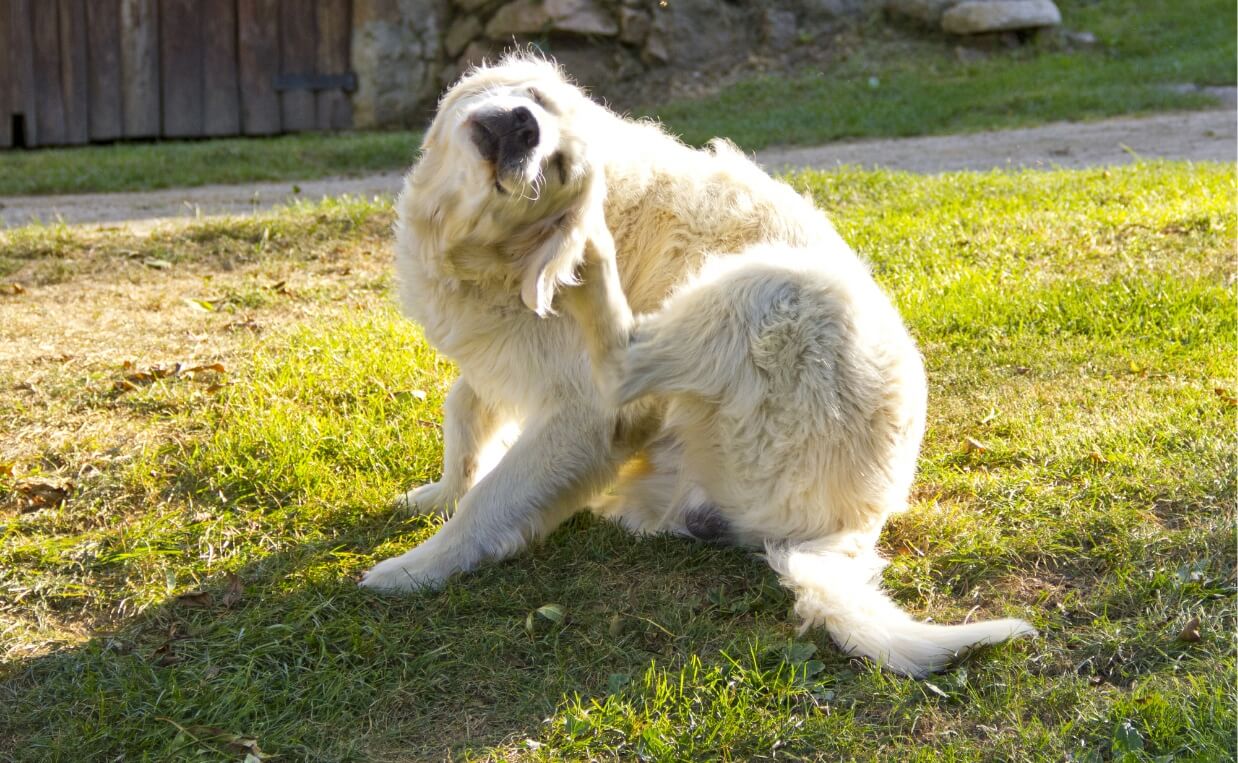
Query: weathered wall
[
  {"left": 349, "top": 0, "right": 1061, "bottom": 128},
  {"left": 349, "top": 0, "right": 882, "bottom": 128},
  {"left": 351, "top": 0, "right": 450, "bottom": 129}
]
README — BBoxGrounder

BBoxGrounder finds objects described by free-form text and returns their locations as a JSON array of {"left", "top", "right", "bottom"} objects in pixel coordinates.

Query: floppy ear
[{"left": 520, "top": 176, "right": 609, "bottom": 316}]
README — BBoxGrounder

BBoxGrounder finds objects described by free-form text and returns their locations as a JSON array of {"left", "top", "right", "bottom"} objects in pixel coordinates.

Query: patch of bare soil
[{"left": 0, "top": 226, "right": 392, "bottom": 514}]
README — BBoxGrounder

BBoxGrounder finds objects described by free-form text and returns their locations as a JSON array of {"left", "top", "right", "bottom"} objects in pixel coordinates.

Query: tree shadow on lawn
[
  {"left": 9, "top": 489, "right": 1226, "bottom": 760},
  {"left": 0, "top": 506, "right": 813, "bottom": 761}
]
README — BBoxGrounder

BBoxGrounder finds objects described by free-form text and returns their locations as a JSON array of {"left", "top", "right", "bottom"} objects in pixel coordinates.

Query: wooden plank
[
  {"left": 315, "top": 0, "right": 351, "bottom": 131},
  {"left": 237, "top": 0, "right": 280, "bottom": 134},
  {"left": 120, "top": 0, "right": 159, "bottom": 137},
  {"left": 202, "top": 0, "right": 240, "bottom": 135},
  {"left": 58, "top": 0, "right": 90, "bottom": 144},
  {"left": 86, "top": 0, "right": 123, "bottom": 141},
  {"left": 159, "top": 0, "right": 203, "bottom": 137},
  {"left": 8, "top": 0, "right": 38, "bottom": 146},
  {"left": 31, "top": 1, "right": 67, "bottom": 145},
  {"left": 278, "top": 0, "right": 315, "bottom": 131},
  {"left": 0, "top": 0, "right": 12, "bottom": 148}
]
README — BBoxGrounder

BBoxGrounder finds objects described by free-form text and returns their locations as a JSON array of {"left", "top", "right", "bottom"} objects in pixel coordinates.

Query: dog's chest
[{"left": 415, "top": 286, "right": 586, "bottom": 410}]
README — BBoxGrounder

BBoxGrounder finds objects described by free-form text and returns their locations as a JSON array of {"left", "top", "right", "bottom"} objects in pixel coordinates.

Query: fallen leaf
[
  {"left": 964, "top": 437, "right": 988, "bottom": 454},
  {"left": 14, "top": 476, "right": 73, "bottom": 509},
  {"left": 608, "top": 612, "right": 626, "bottom": 638},
  {"left": 183, "top": 298, "right": 215, "bottom": 312},
  {"left": 1088, "top": 449, "right": 1107, "bottom": 464},
  {"left": 526, "top": 603, "right": 567, "bottom": 634},
  {"left": 175, "top": 590, "right": 213, "bottom": 608},
  {"left": 220, "top": 573, "right": 244, "bottom": 608},
  {"left": 0, "top": 462, "right": 14, "bottom": 479},
  {"left": 1213, "top": 387, "right": 1238, "bottom": 406},
  {"left": 226, "top": 318, "right": 260, "bottom": 332},
  {"left": 186, "top": 726, "right": 269, "bottom": 759},
  {"left": 2, "top": 282, "right": 26, "bottom": 295},
  {"left": 143, "top": 257, "right": 173, "bottom": 270},
  {"left": 151, "top": 641, "right": 180, "bottom": 666},
  {"left": 184, "top": 362, "right": 227, "bottom": 375},
  {"left": 115, "top": 363, "right": 189, "bottom": 392},
  {"left": 1177, "top": 616, "right": 1201, "bottom": 642}
]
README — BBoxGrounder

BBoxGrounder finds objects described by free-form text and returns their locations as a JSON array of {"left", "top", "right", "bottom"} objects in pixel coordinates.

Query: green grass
[
  {"left": 1, "top": 162, "right": 1235, "bottom": 760},
  {"left": 0, "top": 0, "right": 1233, "bottom": 196},
  {"left": 0, "top": 130, "right": 420, "bottom": 196},
  {"left": 655, "top": 0, "right": 1237, "bottom": 149}
]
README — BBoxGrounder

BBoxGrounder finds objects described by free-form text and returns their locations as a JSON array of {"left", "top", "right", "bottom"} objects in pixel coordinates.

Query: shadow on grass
[{"left": 0, "top": 502, "right": 808, "bottom": 761}]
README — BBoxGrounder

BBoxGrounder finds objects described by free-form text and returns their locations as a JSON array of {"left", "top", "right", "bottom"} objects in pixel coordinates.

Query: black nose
[{"left": 470, "top": 106, "right": 540, "bottom": 166}]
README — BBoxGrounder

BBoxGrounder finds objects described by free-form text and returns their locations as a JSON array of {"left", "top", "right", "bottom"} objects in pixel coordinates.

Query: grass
[
  {"left": 0, "top": 0, "right": 1233, "bottom": 196},
  {"left": 0, "top": 161, "right": 1233, "bottom": 760},
  {"left": 656, "top": 0, "right": 1237, "bottom": 149},
  {"left": 0, "top": 130, "right": 420, "bottom": 197}
]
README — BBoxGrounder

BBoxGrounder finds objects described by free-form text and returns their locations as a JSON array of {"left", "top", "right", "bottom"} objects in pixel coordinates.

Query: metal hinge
[{"left": 274, "top": 73, "right": 358, "bottom": 92}]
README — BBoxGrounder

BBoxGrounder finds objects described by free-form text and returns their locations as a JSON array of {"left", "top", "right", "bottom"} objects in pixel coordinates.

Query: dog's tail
[{"left": 765, "top": 537, "right": 1036, "bottom": 677}]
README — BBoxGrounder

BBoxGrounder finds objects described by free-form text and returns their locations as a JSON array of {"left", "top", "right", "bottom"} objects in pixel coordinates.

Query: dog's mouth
[{"left": 469, "top": 106, "right": 540, "bottom": 189}]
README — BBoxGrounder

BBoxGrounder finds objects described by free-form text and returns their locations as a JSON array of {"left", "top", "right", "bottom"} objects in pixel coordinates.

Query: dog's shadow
[{"left": 2, "top": 508, "right": 817, "bottom": 759}]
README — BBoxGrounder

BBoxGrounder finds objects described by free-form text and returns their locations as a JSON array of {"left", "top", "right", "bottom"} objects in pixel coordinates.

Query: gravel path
[{"left": 1, "top": 106, "right": 1233, "bottom": 230}]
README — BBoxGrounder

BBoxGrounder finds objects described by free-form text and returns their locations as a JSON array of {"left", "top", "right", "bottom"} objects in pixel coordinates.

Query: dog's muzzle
[{"left": 470, "top": 106, "right": 540, "bottom": 177}]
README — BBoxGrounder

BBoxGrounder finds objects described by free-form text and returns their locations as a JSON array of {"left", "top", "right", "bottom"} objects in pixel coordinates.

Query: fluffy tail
[{"left": 765, "top": 538, "right": 1036, "bottom": 678}]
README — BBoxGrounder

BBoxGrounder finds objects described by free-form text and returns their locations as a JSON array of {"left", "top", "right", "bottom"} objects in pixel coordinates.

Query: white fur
[{"left": 361, "top": 53, "right": 1035, "bottom": 677}]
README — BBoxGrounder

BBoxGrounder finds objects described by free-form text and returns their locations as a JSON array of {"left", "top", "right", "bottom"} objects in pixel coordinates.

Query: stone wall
[
  {"left": 347, "top": 0, "right": 1063, "bottom": 128},
  {"left": 349, "top": 0, "right": 881, "bottom": 128},
  {"left": 351, "top": 0, "right": 450, "bottom": 129}
]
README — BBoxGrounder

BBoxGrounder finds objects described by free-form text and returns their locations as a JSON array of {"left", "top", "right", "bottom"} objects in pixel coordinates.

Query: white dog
[{"left": 361, "top": 54, "right": 1035, "bottom": 677}]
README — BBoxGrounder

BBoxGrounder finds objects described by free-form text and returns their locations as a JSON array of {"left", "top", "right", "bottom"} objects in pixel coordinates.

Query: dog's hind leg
[
  {"left": 560, "top": 226, "right": 635, "bottom": 406},
  {"left": 593, "top": 434, "right": 681, "bottom": 534}
]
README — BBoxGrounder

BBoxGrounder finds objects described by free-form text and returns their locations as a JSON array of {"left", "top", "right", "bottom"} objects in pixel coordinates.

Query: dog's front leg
[
  {"left": 361, "top": 402, "right": 629, "bottom": 592},
  {"left": 393, "top": 378, "right": 506, "bottom": 517}
]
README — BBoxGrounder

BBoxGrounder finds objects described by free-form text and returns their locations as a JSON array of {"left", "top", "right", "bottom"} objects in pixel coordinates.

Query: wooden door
[{"left": 0, "top": 0, "right": 355, "bottom": 148}]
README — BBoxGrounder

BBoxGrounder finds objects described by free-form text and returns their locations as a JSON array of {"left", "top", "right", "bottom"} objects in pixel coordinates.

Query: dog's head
[{"left": 405, "top": 54, "right": 608, "bottom": 313}]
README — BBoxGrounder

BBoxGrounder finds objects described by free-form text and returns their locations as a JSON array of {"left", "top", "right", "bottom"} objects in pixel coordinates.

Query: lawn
[
  {"left": 1, "top": 161, "right": 1233, "bottom": 760},
  {"left": 0, "top": 0, "right": 1233, "bottom": 196}
]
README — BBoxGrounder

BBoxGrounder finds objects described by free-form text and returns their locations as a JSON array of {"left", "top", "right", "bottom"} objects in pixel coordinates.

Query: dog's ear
[{"left": 520, "top": 179, "right": 609, "bottom": 316}]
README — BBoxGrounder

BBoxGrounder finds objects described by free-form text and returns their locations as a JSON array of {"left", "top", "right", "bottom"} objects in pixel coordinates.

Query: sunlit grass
[{"left": 0, "top": 163, "right": 1234, "bottom": 760}]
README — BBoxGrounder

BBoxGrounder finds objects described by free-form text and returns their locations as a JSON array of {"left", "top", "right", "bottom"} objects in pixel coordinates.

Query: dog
[{"left": 360, "top": 53, "right": 1036, "bottom": 677}]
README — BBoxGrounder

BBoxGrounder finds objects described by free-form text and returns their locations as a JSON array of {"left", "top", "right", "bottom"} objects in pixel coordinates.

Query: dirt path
[{"left": 1, "top": 107, "right": 1233, "bottom": 230}]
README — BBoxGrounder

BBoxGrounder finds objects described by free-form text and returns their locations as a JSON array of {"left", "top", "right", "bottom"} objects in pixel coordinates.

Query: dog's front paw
[
  {"left": 391, "top": 480, "right": 459, "bottom": 517},
  {"left": 359, "top": 545, "right": 455, "bottom": 593}
]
